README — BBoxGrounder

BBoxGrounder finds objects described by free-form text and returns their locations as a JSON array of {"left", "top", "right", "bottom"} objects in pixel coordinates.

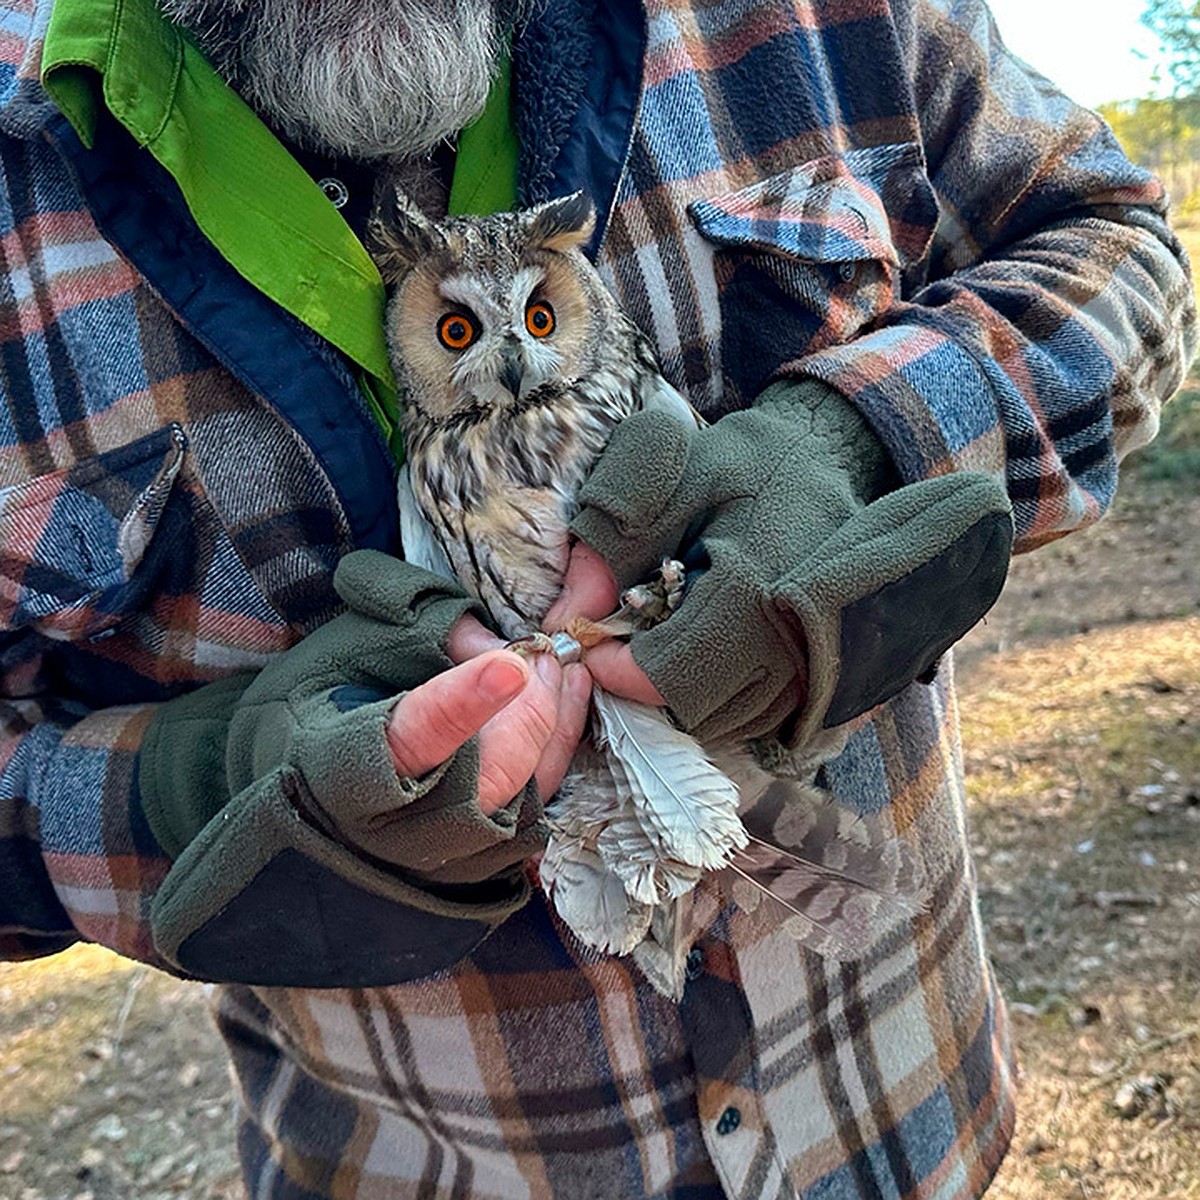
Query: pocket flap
[
  {"left": 688, "top": 143, "right": 937, "bottom": 268},
  {"left": 0, "top": 424, "right": 187, "bottom": 636}
]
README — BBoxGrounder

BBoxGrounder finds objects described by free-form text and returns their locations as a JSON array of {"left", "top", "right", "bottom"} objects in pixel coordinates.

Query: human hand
[
  {"left": 570, "top": 380, "right": 1013, "bottom": 747},
  {"left": 387, "top": 614, "right": 592, "bottom": 815},
  {"left": 542, "top": 542, "right": 665, "bottom": 708},
  {"left": 140, "top": 551, "right": 582, "bottom": 986}
]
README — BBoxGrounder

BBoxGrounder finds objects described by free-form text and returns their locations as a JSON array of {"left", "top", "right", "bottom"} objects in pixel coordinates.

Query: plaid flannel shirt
[{"left": 1, "top": 0, "right": 1194, "bottom": 1196}]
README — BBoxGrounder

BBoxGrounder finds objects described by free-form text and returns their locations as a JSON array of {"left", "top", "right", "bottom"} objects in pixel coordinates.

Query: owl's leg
[
  {"left": 507, "top": 631, "right": 584, "bottom": 665},
  {"left": 566, "top": 557, "right": 687, "bottom": 645}
]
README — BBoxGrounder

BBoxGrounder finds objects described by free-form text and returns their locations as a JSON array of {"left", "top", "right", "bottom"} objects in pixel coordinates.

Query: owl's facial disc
[
  {"left": 390, "top": 247, "right": 594, "bottom": 422},
  {"left": 429, "top": 267, "right": 566, "bottom": 410}
]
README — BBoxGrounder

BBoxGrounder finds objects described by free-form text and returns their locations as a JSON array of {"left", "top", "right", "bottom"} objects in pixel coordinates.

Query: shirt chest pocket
[
  {"left": 688, "top": 143, "right": 938, "bottom": 411},
  {"left": 0, "top": 426, "right": 190, "bottom": 642}
]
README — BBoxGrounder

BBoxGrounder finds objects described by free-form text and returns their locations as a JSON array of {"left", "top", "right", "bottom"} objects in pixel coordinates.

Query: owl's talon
[
  {"left": 659, "top": 557, "right": 686, "bottom": 612},
  {"left": 620, "top": 584, "right": 656, "bottom": 612},
  {"left": 506, "top": 632, "right": 557, "bottom": 659},
  {"left": 607, "top": 558, "right": 688, "bottom": 630}
]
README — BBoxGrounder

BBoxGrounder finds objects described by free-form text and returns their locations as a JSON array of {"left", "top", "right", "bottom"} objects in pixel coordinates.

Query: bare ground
[
  {"left": 2, "top": 400, "right": 1199, "bottom": 1200},
  {"left": 0, "top": 950, "right": 241, "bottom": 1199},
  {"left": 955, "top": 484, "right": 1200, "bottom": 1195}
]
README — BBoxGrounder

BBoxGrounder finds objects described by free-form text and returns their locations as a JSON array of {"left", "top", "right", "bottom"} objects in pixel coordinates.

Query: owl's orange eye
[
  {"left": 438, "top": 313, "right": 477, "bottom": 351},
  {"left": 525, "top": 301, "right": 555, "bottom": 338}
]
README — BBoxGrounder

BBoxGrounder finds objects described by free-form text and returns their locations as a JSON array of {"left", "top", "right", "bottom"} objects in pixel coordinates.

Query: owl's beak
[{"left": 500, "top": 343, "right": 525, "bottom": 400}]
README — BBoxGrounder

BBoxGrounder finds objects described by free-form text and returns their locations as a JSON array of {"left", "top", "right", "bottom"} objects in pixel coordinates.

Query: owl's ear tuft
[
  {"left": 368, "top": 189, "right": 445, "bottom": 282},
  {"left": 524, "top": 192, "right": 596, "bottom": 253}
]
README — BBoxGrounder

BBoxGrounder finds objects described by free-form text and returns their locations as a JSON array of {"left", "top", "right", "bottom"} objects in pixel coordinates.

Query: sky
[{"left": 986, "top": 0, "right": 1167, "bottom": 106}]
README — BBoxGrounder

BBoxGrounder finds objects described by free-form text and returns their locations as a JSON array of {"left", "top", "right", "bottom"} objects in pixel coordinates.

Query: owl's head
[{"left": 371, "top": 191, "right": 613, "bottom": 422}]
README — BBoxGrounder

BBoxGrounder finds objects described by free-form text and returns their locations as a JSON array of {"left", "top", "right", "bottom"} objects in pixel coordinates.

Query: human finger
[
  {"left": 584, "top": 640, "right": 666, "bottom": 707},
  {"left": 475, "top": 652, "right": 564, "bottom": 814},
  {"left": 533, "top": 663, "right": 593, "bottom": 799},
  {"left": 446, "top": 612, "right": 507, "bottom": 663},
  {"left": 386, "top": 649, "right": 530, "bottom": 779},
  {"left": 543, "top": 541, "right": 620, "bottom": 630}
]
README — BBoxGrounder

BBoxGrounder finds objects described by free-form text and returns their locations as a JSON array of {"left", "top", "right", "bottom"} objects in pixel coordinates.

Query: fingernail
[
  {"left": 566, "top": 663, "right": 592, "bottom": 700},
  {"left": 479, "top": 656, "right": 528, "bottom": 702},
  {"left": 535, "top": 652, "right": 560, "bottom": 688}
]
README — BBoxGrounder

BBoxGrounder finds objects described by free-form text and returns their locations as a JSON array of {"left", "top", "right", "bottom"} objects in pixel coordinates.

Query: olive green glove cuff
[
  {"left": 147, "top": 767, "right": 532, "bottom": 988},
  {"left": 136, "top": 551, "right": 543, "bottom": 986}
]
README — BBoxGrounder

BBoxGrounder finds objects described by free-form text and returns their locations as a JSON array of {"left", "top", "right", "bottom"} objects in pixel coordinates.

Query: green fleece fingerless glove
[
  {"left": 572, "top": 379, "right": 1013, "bottom": 748},
  {"left": 137, "top": 550, "right": 545, "bottom": 988}
]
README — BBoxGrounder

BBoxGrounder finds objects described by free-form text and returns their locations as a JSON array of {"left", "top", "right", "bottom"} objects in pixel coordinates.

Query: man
[{"left": 0, "top": 1, "right": 1193, "bottom": 1197}]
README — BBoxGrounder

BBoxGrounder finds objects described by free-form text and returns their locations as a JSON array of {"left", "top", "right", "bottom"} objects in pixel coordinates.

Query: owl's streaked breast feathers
[{"left": 372, "top": 190, "right": 923, "bottom": 999}]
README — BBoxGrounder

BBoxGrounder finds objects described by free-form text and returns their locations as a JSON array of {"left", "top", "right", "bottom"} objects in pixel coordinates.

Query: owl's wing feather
[
  {"left": 397, "top": 464, "right": 456, "bottom": 580},
  {"left": 544, "top": 740, "right": 620, "bottom": 841},
  {"left": 721, "top": 769, "right": 927, "bottom": 959},
  {"left": 590, "top": 687, "right": 746, "bottom": 871}
]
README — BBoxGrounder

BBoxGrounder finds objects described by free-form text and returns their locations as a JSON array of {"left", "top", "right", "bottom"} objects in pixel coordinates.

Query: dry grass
[
  {"left": 957, "top": 484, "right": 1200, "bottom": 1198},
  {"left": 962, "top": 617, "right": 1200, "bottom": 1200}
]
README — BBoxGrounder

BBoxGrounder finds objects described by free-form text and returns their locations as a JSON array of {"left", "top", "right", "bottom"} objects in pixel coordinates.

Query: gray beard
[{"left": 160, "top": 0, "right": 521, "bottom": 161}]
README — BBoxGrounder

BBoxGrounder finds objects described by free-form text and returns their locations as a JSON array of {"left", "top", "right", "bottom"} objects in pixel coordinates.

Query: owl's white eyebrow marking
[
  {"left": 514, "top": 266, "right": 546, "bottom": 298},
  {"left": 508, "top": 266, "right": 548, "bottom": 326},
  {"left": 439, "top": 274, "right": 504, "bottom": 321}
]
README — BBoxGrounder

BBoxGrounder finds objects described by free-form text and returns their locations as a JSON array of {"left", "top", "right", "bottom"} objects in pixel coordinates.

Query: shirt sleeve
[
  {"left": 790, "top": 0, "right": 1198, "bottom": 551},
  {"left": 0, "top": 631, "right": 178, "bottom": 968}
]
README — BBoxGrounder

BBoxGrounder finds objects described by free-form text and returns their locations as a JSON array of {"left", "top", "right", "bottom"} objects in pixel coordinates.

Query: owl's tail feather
[
  {"left": 591, "top": 687, "right": 747, "bottom": 872},
  {"left": 631, "top": 896, "right": 691, "bottom": 1002}
]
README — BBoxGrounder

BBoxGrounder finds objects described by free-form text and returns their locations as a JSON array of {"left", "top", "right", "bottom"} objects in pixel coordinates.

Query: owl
[
  {"left": 370, "top": 191, "right": 692, "bottom": 640},
  {"left": 370, "top": 191, "right": 922, "bottom": 998}
]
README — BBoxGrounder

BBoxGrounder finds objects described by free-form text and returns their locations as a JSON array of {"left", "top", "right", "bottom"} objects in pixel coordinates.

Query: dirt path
[
  {"left": 2, "top": 452, "right": 1197, "bottom": 1200},
  {"left": 955, "top": 467, "right": 1200, "bottom": 1199}
]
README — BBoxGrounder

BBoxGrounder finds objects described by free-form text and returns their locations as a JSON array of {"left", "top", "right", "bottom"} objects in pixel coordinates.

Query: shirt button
[
  {"left": 838, "top": 261, "right": 858, "bottom": 282},
  {"left": 318, "top": 176, "right": 350, "bottom": 209},
  {"left": 685, "top": 947, "right": 705, "bottom": 980},
  {"left": 716, "top": 1106, "right": 741, "bottom": 1136}
]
